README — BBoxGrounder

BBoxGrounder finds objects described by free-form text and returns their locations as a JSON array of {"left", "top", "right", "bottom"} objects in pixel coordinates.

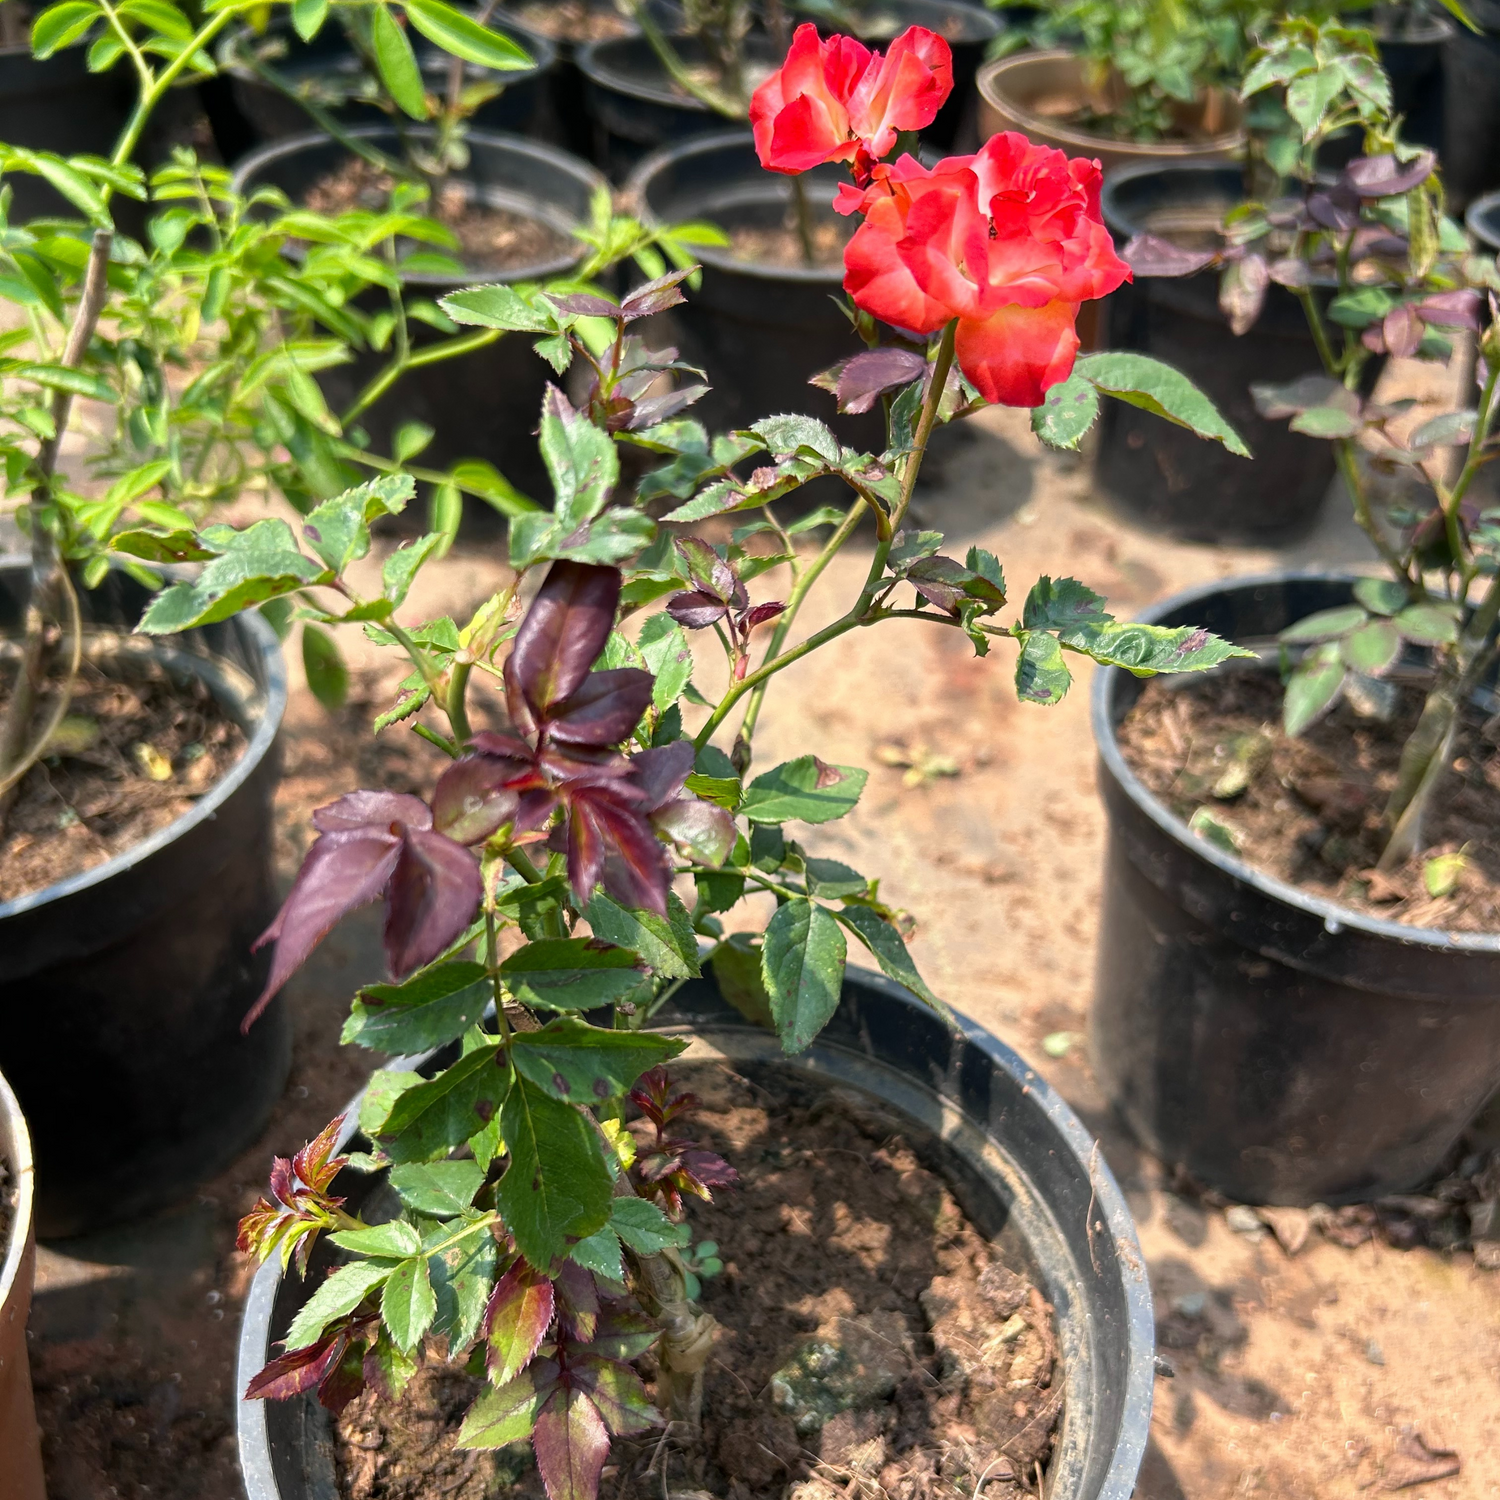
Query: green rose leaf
[
  {"left": 584, "top": 892, "right": 701, "bottom": 979},
  {"left": 496, "top": 1074, "right": 614, "bottom": 1268},
  {"left": 610, "top": 1195, "right": 690, "bottom": 1255},
  {"left": 1075, "top": 352, "right": 1250, "bottom": 456},
  {"left": 377, "top": 1043, "right": 509, "bottom": 1163},
  {"left": 499, "top": 938, "right": 649, "bottom": 1009},
  {"left": 343, "top": 962, "right": 492, "bottom": 1055},
  {"left": 739, "top": 755, "right": 868, "bottom": 825},
  {"left": 382, "top": 1254, "right": 438, "bottom": 1353},
  {"left": 511, "top": 1017, "right": 685, "bottom": 1102},
  {"left": 401, "top": 0, "right": 533, "bottom": 69},
  {"left": 761, "top": 897, "right": 847, "bottom": 1054},
  {"left": 1014, "top": 630, "right": 1072, "bottom": 705},
  {"left": 138, "top": 518, "right": 328, "bottom": 633},
  {"left": 389, "top": 1159, "right": 486, "bottom": 1217},
  {"left": 457, "top": 1371, "right": 543, "bottom": 1450},
  {"left": 1284, "top": 648, "right": 1346, "bottom": 735},
  {"left": 1030, "top": 369, "right": 1100, "bottom": 451},
  {"left": 284, "top": 1259, "right": 393, "bottom": 1350},
  {"left": 371, "top": 3, "right": 429, "bottom": 119},
  {"left": 834, "top": 904, "right": 950, "bottom": 1023}
]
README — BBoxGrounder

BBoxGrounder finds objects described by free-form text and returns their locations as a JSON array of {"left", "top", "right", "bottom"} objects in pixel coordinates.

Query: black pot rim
[
  {"left": 0, "top": 555, "right": 288, "bottom": 924},
  {"left": 1468, "top": 188, "right": 1500, "bottom": 254},
  {"left": 1091, "top": 567, "right": 1500, "bottom": 956},
  {"left": 228, "top": 126, "right": 606, "bottom": 284},
  {"left": 235, "top": 965, "right": 1156, "bottom": 1499},
  {"left": 627, "top": 128, "right": 849, "bottom": 285},
  {"left": 576, "top": 31, "right": 784, "bottom": 112}
]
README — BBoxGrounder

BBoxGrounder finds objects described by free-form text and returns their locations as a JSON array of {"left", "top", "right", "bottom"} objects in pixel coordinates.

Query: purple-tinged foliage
[
  {"left": 245, "top": 791, "right": 483, "bottom": 1027},
  {"left": 666, "top": 540, "right": 786, "bottom": 680},
  {"left": 483, "top": 1261, "right": 555, "bottom": 1385},
  {"left": 236, "top": 1115, "right": 350, "bottom": 1275},
  {"left": 629, "top": 1067, "right": 739, "bottom": 1217}
]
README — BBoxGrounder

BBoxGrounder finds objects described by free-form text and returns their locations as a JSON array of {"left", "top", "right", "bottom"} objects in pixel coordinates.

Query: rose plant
[
  {"left": 1123, "top": 19, "right": 1500, "bottom": 872},
  {"left": 204, "top": 29, "right": 1254, "bottom": 1499},
  {"left": 0, "top": 0, "right": 712, "bottom": 823}
]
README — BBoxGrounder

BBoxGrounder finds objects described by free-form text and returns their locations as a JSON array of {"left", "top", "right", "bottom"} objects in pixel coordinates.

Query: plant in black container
[
  {"left": 206, "top": 27, "right": 1250, "bottom": 1498},
  {"left": 1090, "top": 17, "right": 1500, "bottom": 1208},
  {"left": 0, "top": 0, "right": 675, "bottom": 1237}
]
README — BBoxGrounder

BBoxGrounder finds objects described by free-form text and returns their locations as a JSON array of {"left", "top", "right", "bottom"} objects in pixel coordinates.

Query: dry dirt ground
[{"left": 25, "top": 355, "right": 1500, "bottom": 1499}]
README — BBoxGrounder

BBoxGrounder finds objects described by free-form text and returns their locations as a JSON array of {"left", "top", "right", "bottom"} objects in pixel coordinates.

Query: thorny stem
[{"left": 699, "top": 319, "right": 959, "bottom": 751}]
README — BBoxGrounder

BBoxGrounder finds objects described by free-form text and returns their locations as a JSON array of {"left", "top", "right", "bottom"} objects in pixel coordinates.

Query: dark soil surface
[
  {"left": 1117, "top": 666, "right": 1500, "bottom": 932},
  {"left": 303, "top": 161, "right": 574, "bottom": 272},
  {"left": 728, "top": 218, "right": 853, "bottom": 272},
  {"left": 0, "top": 656, "right": 246, "bottom": 903},
  {"left": 331, "top": 1065, "right": 1062, "bottom": 1500},
  {"left": 505, "top": 0, "right": 632, "bottom": 41}
]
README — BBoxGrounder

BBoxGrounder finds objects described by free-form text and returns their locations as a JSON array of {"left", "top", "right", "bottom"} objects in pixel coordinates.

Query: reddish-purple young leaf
[
  {"left": 906, "top": 556, "right": 969, "bottom": 614},
  {"left": 1418, "top": 290, "right": 1481, "bottom": 329},
  {"left": 1383, "top": 303, "right": 1424, "bottom": 357},
  {"left": 573, "top": 1355, "right": 658, "bottom": 1436},
  {"left": 313, "top": 789, "right": 432, "bottom": 833},
  {"left": 432, "top": 749, "right": 538, "bottom": 844},
  {"left": 666, "top": 590, "right": 729, "bottom": 630},
  {"left": 554, "top": 1263, "right": 599, "bottom": 1342},
  {"left": 1349, "top": 225, "right": 1408, "bottom": 261},
  {"left": 1220, "top": 253, "right": 1269, "bottom": 336},
  {"left": 318, "top": 1342, "right": 368, "bottom": 1415},
  {"left": 484, "top": 1262, "right": 555, "bottom": 1386},
  {"left": 620, "top": 266, "right": 695, "bottom": 321},
  {"left": 245, "top": 1334, "right": 345, "bottom": 1401},
  {"left": 627, "top": 741, "right": 694, "bottom": 810},
  {"left": 383, "top": 827, "right": 484, "bottom": 979},
  {"left": 533, "top": 1386, "right": 610, "bottom": 1500},
  {"left": 1121, "top": 233, "right": 1217, "bottom": 278},
  {"left": 570, "top": 788, "right": 669, "bottom": 915},
  {"left": 292, "top": 1114, "right": 350, "bottom": 1195},
  {"left": 680, "top": 1148, "right": 738, "bottom": 1191},
  {"left": 1362, "top": 323, "right": 1388, "bottom": 353},
  {"left": 650, "top": 795, "right": 736, "bottom": 866},
  {"left": 246, "top": 827, "right": 404, "bottom": 1027},
  {"left": 1267, "top": 256, "right": 1312, "bottom": 287},
  {"left": 742, "top": 601, "right": 787, "bottom": 633},
  {"left": 511, "top": 563, "right": 623, "bottom": 717},
  {"left": 591, "top": 1306, "right": 660, "bottom": 1361},
  {"left": 1346, "top": 150, "right": 1436, "bottom": 198},
  {"left": 549, "top": 291, "right": 622, "bottom": 318},
  {"left": 1307, "top": 190, "right": 1359, "bottom": 232},
  {"left": 624, "top": 384, "right": 708, "bottom": 431},
  {"left": 546, "top": 668, "right": 654, "bottom": 747},
  {"left": 673, "top": 537, "right": 736, "bottom": 601},
  {"left": 830, "top": 347, "right": 928, "bottom": 413}
]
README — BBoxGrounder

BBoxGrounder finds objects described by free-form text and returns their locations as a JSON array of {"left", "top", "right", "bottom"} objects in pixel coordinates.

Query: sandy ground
[{"left": 23, "top": 355, "right": 1500, "bottom": 1499}]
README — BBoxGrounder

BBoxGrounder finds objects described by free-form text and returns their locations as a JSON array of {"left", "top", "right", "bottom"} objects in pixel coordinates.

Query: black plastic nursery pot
[
  {"left": 578, "top": 31, "right": 783, "bottom": 181},
  {"left": 231, "top": 127, "right": 606, "bottom": 505},
  {"left": 1091, "top": 572, "right": 1500, "bottom": 1208},
  {"left": 628, "top": 130, "right": 883, "bottom": 454},
  {"left": 497, "top": 0, "right": 644, "bottom": 164},
  {"left": 0, "top": 562, "right": 290, "bottom": 1240},
  {"left": 1096, "top": 163, "right": 1356, "bottom": 546},
  {"left": 1443, "top": 0, "right": 1500, "bottom": 213},
  {"left": 220, "top": 21, "right": 555, "bottom": 151},
  {"left": 1469, "top": 187, "right": 1500, "bottom": 255},
  {"left": 236, "top": 967, "right": 1155, "bottom": 1500}
]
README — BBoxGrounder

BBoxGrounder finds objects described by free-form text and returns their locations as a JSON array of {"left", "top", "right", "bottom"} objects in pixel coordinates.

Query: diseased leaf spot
[
  {"left": 474, "top": 1099, "right": 496, "bottom": 1123},
  {"left": 592, "top": 1077, "right": 611, "bottom": 1098},
  {"left": 552, "top": 1071, "right": 570, "bottom": 1096},
  {"left": 1173, "top": 627, "right": 1209, "bottom": 659}
]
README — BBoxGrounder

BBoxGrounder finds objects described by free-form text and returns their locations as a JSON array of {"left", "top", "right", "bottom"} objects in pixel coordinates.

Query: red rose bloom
[
  {"left": 838, "top": 132, "right": 1131, "bottom": 406},
  {"left": 750, "top": 22, "right": 953, "bottom": 182}
]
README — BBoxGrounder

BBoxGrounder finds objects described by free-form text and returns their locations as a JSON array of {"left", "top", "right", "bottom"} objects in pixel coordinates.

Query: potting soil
[
  {"left": 0, "top": 655, "right": 246, "bottom": 903},
  {"left": 1118, "top": 665, "right": 1500, "bottom": 932},
  {"left": 303, "top": 160, "right": 575, "bottom": 272},
  {"left": 332, "top": 1063, "right": 1062, "bottom": 1499}
]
